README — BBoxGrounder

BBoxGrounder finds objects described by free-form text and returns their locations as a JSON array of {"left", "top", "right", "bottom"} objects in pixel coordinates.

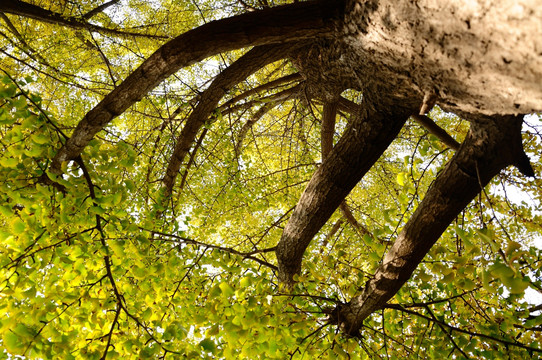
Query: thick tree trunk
[
  {"left": 330, "top": 114, "right": 533, "bottom": 335},
  {"left": 275, "top": 89, "right": 418, "bottom": 286},
  {"left": 343, "top": 0, "right": 542, "bottom": 115}
]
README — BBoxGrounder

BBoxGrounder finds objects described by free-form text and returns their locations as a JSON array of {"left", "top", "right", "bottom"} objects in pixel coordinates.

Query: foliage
[{"left": 1, "top": 1, "right": 542, "bottom": 359}]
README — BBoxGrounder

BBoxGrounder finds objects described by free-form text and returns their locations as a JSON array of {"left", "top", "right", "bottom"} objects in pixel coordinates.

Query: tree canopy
[{"left": 0, "top": 0, "right": 541, "bottom": 359}]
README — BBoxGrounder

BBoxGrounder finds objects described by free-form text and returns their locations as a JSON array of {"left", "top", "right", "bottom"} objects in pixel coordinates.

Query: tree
[{"left": 0, "top": 0, "right": 541, "bottom": 358}]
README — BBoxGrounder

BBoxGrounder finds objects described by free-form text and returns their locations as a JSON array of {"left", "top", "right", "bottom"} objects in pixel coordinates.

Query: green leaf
[
  {"left": 0, "top": 157, "right": 18, "bottom": 168},
  {"left": 199, "top": 338, "right": 217, "bottom": 354},
  {"left": 219, "top": 282, "right": 235, "bottom": 297},
  {"left": 10, "top": 218, "right": 26, "bottom": 235},
  {"left": 2, "top": 331, "right": 24, "bottom": 354}
]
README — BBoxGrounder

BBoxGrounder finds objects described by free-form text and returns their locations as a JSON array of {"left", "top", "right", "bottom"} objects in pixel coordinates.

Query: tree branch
[
  {"left": 411, "top": 114, "right": 460, "bottom": 150},
  {"left": 0, "top": 0, "right": 167, "bottom": 39},
  {"left": 386, "top": 304, "right": 542, "bottom": 354},
  {"left": 142, "top": 228, "right": 278, "bottom": 270},
  {"left": 48, "top": 0, "right": 344, "bottom": 175},
  {"left": 83, "top": 0, "right": 120, "bottom": 19},
  {"left": 221, "top": 73, "right": 302, "bottom": 110},
  {"left": 234, "top": 85, "right": 301, "bottom": 155},
  {"left": 320, "top": 100, "right": 371, "bottom": 236},
  {"left": 276, "top": 88, "right": 417, "bottom": 286},
  {"left": 162, "top": 44, "right": 294, "bottom": 198}
]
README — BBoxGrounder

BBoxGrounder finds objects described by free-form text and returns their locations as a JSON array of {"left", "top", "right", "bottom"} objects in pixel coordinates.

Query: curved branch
[
  {"left": 0, "top": 0, "right": 167, "bottom": 39},
  {"left": 333, "top": 114, "right": 532, "bottom": 335},
  {"left": 234, "top": 84, "right": 302, "bottom": 153},
  {"left": 83, "top": 0, "right": 120, "bottom": 19},
  {"left": 276, "top": 88, "right": 417, "bottom": 286},
  {"left": 48, "top": 0, "right": 344, "bottom": 174},
  {"left": 221, "top": 72, "right": 302, "bottom": 110},
  {"left": 162, "top": 44, "right": 294, "bottom": 197}
]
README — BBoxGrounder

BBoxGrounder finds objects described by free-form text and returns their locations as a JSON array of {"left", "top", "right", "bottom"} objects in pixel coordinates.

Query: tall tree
[{"left": 1, "top": 0, "right": 541, "bottom": 358}]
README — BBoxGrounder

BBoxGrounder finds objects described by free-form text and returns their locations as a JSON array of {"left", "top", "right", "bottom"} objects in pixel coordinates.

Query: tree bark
[
  {"left": 330, "top": 114, "right": 533, "bottom": 335},
  {"left": 48, "top": 0, "right": 344, "bottom": 175},
  {"left": 321, "top": 100, "right": 370, "bottom": 235},
  {"left": 343, "top": 0, "right": 542, "bottom": 115},
  {"left": 276, "top": 89, "right": 418, "bottom": 286}
]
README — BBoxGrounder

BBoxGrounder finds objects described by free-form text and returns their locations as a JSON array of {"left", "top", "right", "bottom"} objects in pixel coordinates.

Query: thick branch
[
  {"left": 321, "top": 100, "right": 370, "bottom": 236},
  {"left": 321, "top": 100, "right": 338, "bottom": 158},
  {"left": 49, "top": 0, "right": 344, "bottom": 174},
  {"left": 333, "top": 114, "right": 532, "bottom": 335},
  {"left": 162, "top": 44, "right": 292, "bottom": 197},
  {"left": 276, "top": 89, "right": 416, "bottom": 286},
  {"left": 0, "top": 0, "right": 167, "bottom": 39},
  {"left": 340, "top": 97, "right": 460, "bottom": 150}
]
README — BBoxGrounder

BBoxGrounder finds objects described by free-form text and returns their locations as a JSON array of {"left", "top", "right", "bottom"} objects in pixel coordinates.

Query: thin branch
[
  {"left": 179, "top": 128, "right": 208, "bottom": 191},
  {"left": 411, "top": 114, "right": 460, "bottom": 150},
  {"left": 222, "top": 73, "right": 302, "bottom": 109},
  {"left": 100, "top": 303, "right": 121, "bottom": 360},
  {"left": 162, "top": 44, "right": 293, "bottom": 198},
  {"left": 386, "top": 304, "right": 542, "bottom": 354},
  {"left": 140, "top": 227, "right": 278, "bottom": 270},
  {"left": 83, "top": 0, "right": 120, "bottom": 19},
  {"left": 234, "top": 85, "right": 301, "bottom": 154},
  {"left": 424, "top": 305, "right": 470, "bottom": 359}
]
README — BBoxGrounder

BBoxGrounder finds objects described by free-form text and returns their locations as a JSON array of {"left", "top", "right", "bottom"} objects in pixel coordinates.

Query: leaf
[
  {"left": 2, "top": 331, "right": 24, "bottom": 354},
  {"left": 219, "top": 282, "right": 235, "bottom": 297},
  {"left": 10, "top": 217, "right": 26, "bottom": 235},
  {"left": 396, "top": 172, "right": 406, "bottom": 186},
  {"left": 0, "top": 157, "right": 18, "bottom": 168},
  {"left": 199, "top": 338, "right": 217, "bottom": 354}
]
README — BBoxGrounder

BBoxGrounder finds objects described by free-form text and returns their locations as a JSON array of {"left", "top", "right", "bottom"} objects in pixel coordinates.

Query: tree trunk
[
  {"left": 330, "top": 114, "right": 533, "bottom": 335},
  {"left": 276, "top": 88, "right": 418, "bottom": 285},
  {"left": 342, "top": 0, "right": 542, "bottom": 116}
]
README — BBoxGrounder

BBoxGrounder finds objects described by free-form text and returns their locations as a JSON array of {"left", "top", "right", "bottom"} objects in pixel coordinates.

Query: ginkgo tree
[{"left": 1, "top": 0, "right": 542, "bottom": 359}]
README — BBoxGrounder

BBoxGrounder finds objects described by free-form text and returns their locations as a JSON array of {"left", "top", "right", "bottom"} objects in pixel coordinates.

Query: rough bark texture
[
  {"left": 276, "top": 88, "right": 419, "bottom": 285},
  {"left": 330, "top": 114, "right": 531, "bottom": 335},
  {"left": 30, "top": 0, "right": 541, "bottom": 339},
  {"left": 342, "top": 0, "right": 542, "bottom": 115},
  {"left": 321, "top": 101, "right": 338, "bottom": 158},
  {"left": 321, "top": 101, "right": 370, "bottom": 235}
]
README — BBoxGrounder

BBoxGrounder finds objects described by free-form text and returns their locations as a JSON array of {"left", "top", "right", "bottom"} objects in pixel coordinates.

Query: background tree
[{"left": 0, "top": 0, "right": 541, "bottom": 358}]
